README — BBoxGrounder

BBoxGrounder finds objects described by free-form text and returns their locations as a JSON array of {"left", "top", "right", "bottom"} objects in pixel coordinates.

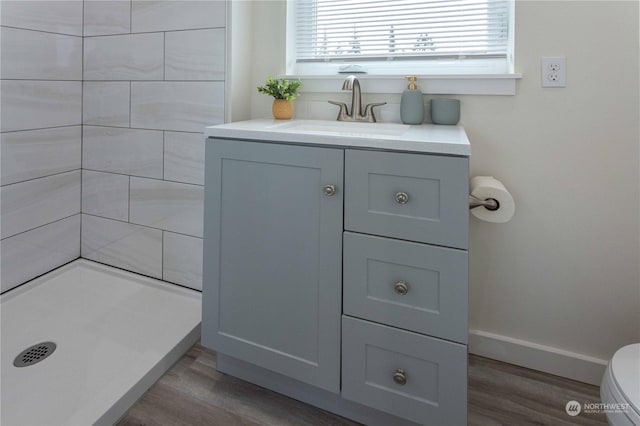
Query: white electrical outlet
[{"left": 541, "top": 56, "right": 566, "bottom": 88}]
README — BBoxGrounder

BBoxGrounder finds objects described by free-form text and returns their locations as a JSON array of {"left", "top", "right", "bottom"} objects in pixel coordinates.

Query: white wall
[
  {"left": 235, "top": 0, "right": 640, "bottom": 384},
  {"left": 464, "top": 1, "right": 639, "bottom": 384}
]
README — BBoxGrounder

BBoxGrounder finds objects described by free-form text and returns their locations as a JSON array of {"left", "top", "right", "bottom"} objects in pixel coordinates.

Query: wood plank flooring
[{"left": 117, "top": 343, "right": 608, "bottom": 426}]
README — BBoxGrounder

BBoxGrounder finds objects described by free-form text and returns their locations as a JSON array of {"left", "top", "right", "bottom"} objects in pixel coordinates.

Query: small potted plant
[{"left": 257, "top": 76, "right": 302, "bottom": 120}]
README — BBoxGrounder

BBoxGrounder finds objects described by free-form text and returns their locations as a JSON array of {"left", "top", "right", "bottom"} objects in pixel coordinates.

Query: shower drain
[{"left": 13, "top": 342, "right": 57, "bottom": 367}]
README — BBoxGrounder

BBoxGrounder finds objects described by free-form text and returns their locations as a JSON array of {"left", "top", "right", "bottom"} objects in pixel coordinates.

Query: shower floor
[{"left": 1, "top": 259, "right": 201, "bottom": 426}]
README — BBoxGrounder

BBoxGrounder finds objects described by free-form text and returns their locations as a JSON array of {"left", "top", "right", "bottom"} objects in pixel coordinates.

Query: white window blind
[{"left": 293, "top": 0, "right": 511, "bottom": 64}]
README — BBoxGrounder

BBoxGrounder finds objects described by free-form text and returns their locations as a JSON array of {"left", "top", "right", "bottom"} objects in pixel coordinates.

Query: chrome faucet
[{"left": 328, "top": 75, "right": 386, "bottom": 122}]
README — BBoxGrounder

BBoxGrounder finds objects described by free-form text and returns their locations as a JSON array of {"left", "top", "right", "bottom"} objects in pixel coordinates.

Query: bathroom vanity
[{"left": 202, "top": 119, "right": 470, "bottom": 426}]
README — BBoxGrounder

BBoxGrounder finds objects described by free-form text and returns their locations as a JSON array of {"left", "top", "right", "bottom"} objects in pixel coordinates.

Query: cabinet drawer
[
  {"left": 341, "top": 316, "right": 467, "bottom": 426},
  {"left": 343, "top": 232, "right": 468, "bottom": 344},
  {"left": 344, "top": 150, "right": 468, "bottom": 249}
]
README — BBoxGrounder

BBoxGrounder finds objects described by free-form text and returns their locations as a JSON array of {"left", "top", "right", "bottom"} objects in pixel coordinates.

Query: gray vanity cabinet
[
  {"left": 202, "top": 139, "right": 343, "bottom": 393},
  {"left": 203, "top": 131, "right": 469, "bottom": 426}
]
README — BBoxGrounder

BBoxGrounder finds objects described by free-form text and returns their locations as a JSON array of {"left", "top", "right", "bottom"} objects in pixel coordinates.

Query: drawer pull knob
[
  {"left": 394, "top": 281, "right": 409, "bottom": 295},
  {"left": 395, "top": 191, "right": 409, "bottom": 204},
  {"left": 393, "top": 368, "right": 407, "bottom": 385},
  {"left": 323, "top": 184, "right": 336, "bottom": 196}
]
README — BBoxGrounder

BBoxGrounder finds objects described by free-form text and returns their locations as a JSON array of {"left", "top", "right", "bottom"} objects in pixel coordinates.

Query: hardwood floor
[{"left": 117, "top": 343, "right": 608, "bottom": 426}]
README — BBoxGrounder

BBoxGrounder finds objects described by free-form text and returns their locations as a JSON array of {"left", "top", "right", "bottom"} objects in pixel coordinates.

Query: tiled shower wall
[
  {"left": 1, "top": 0, "right": 225, "bottom": 293},
  {"left": 80, "top": 0, "right": 226, "bottom": 290},
  {"left": 0, "top": 1, "right": 84, "bottom": 293}
]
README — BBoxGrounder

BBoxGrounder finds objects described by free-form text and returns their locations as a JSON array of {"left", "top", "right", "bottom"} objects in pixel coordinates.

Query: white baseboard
[{"left": 469, "top": 329, "right": 608, "bottom": 386}]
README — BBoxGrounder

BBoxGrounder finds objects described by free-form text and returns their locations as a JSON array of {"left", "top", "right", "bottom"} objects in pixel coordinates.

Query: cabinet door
[{"left": 202, "top": 138, "right": 343, "bottom": 393}]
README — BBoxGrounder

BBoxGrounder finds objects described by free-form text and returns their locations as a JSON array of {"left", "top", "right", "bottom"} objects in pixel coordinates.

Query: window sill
[{"left": 281, "top": 74, "right": 522, "bottom": 96}]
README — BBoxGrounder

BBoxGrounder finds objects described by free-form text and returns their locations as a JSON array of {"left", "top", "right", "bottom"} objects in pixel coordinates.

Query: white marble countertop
[{"left": 205, "top": 119, "right": 470, "bottom": 156}]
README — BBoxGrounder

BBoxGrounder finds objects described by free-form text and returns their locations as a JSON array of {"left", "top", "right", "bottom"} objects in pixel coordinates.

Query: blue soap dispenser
[{"left": 400, "top": 76, "right": 424, "bottom": 125}]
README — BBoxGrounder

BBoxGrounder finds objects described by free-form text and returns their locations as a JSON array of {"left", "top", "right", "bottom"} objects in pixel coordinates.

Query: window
[{"left": 287, "top": 0, "right": 514, "bottom": 76}]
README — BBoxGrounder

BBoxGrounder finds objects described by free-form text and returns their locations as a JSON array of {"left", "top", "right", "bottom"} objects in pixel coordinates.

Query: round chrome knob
[
  {"left": 394, "top": 281, "right": 409, "bottom": 295},
  {"left": 395, "top": 191, "right": 409, "bottom": 204},
  {"left": 323, "top": 184, "right": 336, "bottom": 196},
  {"left": 393, "top": 368, "right": 407, "bottom": 385}
]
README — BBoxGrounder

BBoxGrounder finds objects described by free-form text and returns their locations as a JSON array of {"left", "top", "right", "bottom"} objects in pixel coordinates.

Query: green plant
[{"left": 257, "top": 76, "right": 302, "bottom": 101}]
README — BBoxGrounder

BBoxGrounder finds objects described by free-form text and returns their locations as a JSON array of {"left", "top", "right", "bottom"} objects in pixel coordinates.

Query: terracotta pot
[{"left": 272, "top": 99, "right": 294, "bottom": 120}]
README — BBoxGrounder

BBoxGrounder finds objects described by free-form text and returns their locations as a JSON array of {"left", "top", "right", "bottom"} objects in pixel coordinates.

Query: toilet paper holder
[{"left": 469, "top": 195, "right": 499, "bottom": 211}]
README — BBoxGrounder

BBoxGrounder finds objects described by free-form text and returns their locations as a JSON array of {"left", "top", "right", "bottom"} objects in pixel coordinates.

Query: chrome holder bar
[{"left": 469, "top": 195, "right": 499, "bottom": 211}]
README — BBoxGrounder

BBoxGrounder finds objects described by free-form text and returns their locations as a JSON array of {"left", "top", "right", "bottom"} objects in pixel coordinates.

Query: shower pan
[{"left": 1, "top": 259, "right": 201, "bottom": 426}]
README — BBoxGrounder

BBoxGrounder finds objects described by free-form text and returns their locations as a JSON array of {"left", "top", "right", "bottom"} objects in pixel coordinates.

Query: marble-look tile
[
  {"left": 165, "top": 28, "right": 225, "bottom": 81},
  {"left": 0, "top": 1, "right": 83, "bottom": 36},
  {"left": 131, "top": 0, "right": 225, "bottom": 33},
  {"left": 84, "top": 33, "right": 164, "bottom": 81},
  {"left": 0, "top": 170, "right": 81, "bottom": 239},
  {"left": 82, "top": 170, "right": 130, "bottom": 221},
  {"left": 0, "top": 27, "right": 82, "bottom": 80},
  {"left": 1, "top": 126, "right": 81, "bottom": 186},
  {"left": 82, "top": 126, "right": 163, "bottom": 178},
  {"left": 0, "top": 81, "right": 82, "bottom": 132},
  {"left": 81, "top": 214, "right": 162, "bottom": 279},
  {"left": 130, "top": 177, "right": 203, "bottom": 237},
  {"left": 164, "top": 131, "right": 204, "bottom": 185},
  {"left": 83, "top": 82, "right": 130, "bottom": 127},
  {"left": 163, "top": 232, "right": 203, "bottom": 291},
  {"left": 0, "top": 215, "right": 80, "bottom": 293},
  {"left": 131, "top": 82, "right": 224, "bottom": 132},
  {"left": 84, "top": 0, "right": 131, "bottom": 36}
]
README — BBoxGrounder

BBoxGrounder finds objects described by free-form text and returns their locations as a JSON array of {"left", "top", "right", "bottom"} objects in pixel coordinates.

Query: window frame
[{"left": 285, "top": 0, "right": 520, "bottom": 95}]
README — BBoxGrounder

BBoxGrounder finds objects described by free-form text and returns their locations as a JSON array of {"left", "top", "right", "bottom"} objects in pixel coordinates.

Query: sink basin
[{"left": 268, "top": 120, "right": 411, "bottom": 137}]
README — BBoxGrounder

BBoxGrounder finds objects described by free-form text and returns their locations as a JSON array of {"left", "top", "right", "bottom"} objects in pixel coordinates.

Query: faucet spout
[
  {"left": 328, "top": 75, "right": 386, "bottom": 122},
  {"left": 342, "top": 75, "right": 362, "bottom": 118}
]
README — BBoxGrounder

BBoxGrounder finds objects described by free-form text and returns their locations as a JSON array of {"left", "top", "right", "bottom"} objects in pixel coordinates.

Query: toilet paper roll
[{"left": 470, "top": 176, "right": 515, "bottom": 223}]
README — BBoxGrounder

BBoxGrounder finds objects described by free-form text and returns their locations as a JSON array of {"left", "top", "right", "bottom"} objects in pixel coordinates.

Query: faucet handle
[
  {"left": 328, "top": 100, "right": 350, "bottom": 121},
  {"left": 363, "top": 102, "right": 387, "bottom": 123}
]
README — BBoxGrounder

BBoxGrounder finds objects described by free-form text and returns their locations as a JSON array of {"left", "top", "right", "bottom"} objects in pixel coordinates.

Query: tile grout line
[
  {"left": 81, "top": 168, "right": 203, "bottom": 187},
  {"left": 80, "top": 0, "right": 85, "bottom": 254},
  {"left": 1, "top": 169, "right": 81, "bottom": 189},
  {"left": 81, "top": 124, "right": 205, "bottom": 135},
  {"left": 128, "top": 176, "right": 131, "bottom": 223},
  {"left": 81, "top": 212, "right": 203, "bottom": 241},
  {"left": 82, "top": 27, "right": 225, "bottom": 38},
  {"left": 83, "top": 79, "right": 225, "bottom": 82},
  {"left": 0, "top": 124, "right": 82, "bottom": 134},
  {"left": 129, "top": 80, "right": 132, "bottom": 128},
  {"left": 1, "top": 79, "right": 84, "bottom": 82},
  {"left": 0, "top": 25, "right": 83, "bottom": 38},
  {"left": 1, "top": 213, "right": 81, "bottom": 243},
  {"left": 4, "top": 79, "right": 224, "bottom": 82},
  {"left": 161, "top": 230, "right": 165, "bottom": 281},
  {"left": 162, "top": 131, "right": 166, "bottom": 180}
]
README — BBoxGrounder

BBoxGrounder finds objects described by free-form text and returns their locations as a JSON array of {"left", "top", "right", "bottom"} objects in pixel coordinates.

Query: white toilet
[{"left": 601, "top": 344, "right": 640, "bottom": 425}]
